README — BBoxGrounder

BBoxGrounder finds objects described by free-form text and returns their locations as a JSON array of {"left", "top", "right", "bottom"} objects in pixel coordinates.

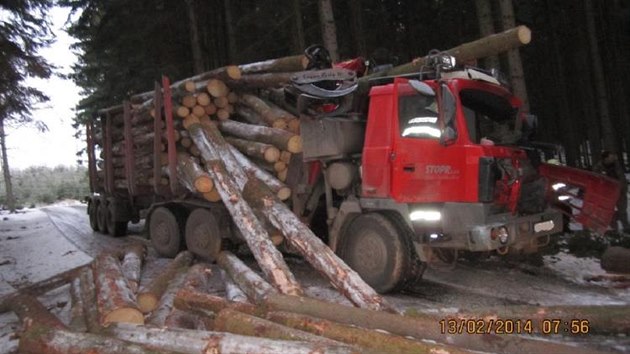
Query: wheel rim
[
  {"left": 149, "top": 207, "right": 181, "bottom": 257},
  {"left": 348, "top": 230, "right": 388, "bottom": 275},
  {"left": 185, "top": 209, "right": 221, "bottom": 261}
]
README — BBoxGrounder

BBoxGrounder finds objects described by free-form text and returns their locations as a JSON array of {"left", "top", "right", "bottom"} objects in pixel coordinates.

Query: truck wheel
[
  {"left": 338, "top": 213, "right": 408, "bottom": 293},
  {"left": 106, "top": 203, "right": 128, "bottom": 237},
  {"left": 185, "top": 208, "right": 222, "bottom": 261},
  {"left": 96, "top": 201, "right": 107, "bottom": 233},
  {"left": 149, "top": 207, "right": 182, "bottom": 258},
  {"left": 88, "top": 199, "right": 99, "bottom": 231}
]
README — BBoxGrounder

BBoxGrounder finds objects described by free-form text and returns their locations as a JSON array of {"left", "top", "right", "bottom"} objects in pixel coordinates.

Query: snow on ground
[{"left": 544, "top": 252, "right": 606, "bottom": 285}]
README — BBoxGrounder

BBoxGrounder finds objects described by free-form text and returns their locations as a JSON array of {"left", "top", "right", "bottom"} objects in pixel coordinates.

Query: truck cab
[{"left": 318, "top": 66, "right": 564, "bottom": 292}]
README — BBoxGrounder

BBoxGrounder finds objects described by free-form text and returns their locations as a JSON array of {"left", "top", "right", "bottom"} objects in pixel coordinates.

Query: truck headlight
[
  {"left": 551, "top": 182, "right": 566, "bottom": 191},
  {"left": 409, "top": 210, "right": 441, "bottom": 222}
]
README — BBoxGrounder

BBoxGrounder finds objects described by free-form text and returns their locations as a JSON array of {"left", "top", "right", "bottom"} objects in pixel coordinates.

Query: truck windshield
[
  {"left": 460, "top": 89, "right": 519, "bottom": 145},
  {"left": 398, "top": 93, "right": 440, "bottom": 139}
]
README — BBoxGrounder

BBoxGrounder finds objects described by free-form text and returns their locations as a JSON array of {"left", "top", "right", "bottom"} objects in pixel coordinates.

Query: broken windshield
[{"left": 460, "top": 89, "right": 520, "bottom": 145}]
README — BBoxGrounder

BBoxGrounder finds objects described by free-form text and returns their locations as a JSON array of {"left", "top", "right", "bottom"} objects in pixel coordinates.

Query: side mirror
[{"left": 409, "top": 80, "right": 435, "bottom": 97}]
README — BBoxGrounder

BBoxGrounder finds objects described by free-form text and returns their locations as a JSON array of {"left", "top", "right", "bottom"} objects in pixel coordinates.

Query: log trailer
[{"left": 85, "top": 50, "right": 620, "bottom": 293}]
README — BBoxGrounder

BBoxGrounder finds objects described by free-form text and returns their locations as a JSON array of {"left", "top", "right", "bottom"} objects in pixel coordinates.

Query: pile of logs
[{"left": 2, "top": 246, "right": 623, "bottom": 353}]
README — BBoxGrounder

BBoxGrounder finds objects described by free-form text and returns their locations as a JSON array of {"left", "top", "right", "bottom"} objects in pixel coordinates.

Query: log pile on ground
[{"left": 0, "top": 246, "right": 618, "bottom": 353}]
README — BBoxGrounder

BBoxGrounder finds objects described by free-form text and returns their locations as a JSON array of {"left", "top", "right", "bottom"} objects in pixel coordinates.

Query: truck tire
[
  {"left": 96, "top": 201, "right": 107, "bottom": 233},
  {"left": 149, "top": 207, "right": 182, "bottom": 258},
  {"left": 185, "top": 208, "right": 222, "bottom": 261},
  {"left": 338, "top": 213, "right": 409, "bottom": 293},
  {"left": 88, "top": 199, "right": 99, "bottom": 231},
  {"left": 106, "top": 203, "right": 128, "bottom": 237}
]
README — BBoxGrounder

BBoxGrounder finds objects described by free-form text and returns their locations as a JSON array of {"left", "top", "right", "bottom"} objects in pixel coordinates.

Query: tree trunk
[
  {"left": 0, "top": 119, "right": 16, "bottom": 213},
  {"left": 79, "top": 266, "right": 101, "bottom": 333},
  {"left": 291, "top": 0, "right": 306, "bottom": 53},
  {"left": 221, "top": 269, "right": 250, "bottom": 303},
  {"left": 103, "top": 323, "right": 356, "bottom": 354},
  {"left": 267, "top": 310, "right": 467, "bottom": 354},
  {"left": 226, "top": 137, "right": 280, "bottom": 163},
  {"left": 475, "top": 0, "right": 500, "bottom": 70},
  {"left": 225, "top": 72, "right": 296, "bottom": 90},
  {"left": 176, "top": 152, "right": 214, "bottom": 193},
  {"left": 263, "top": 294, "right": 601, "bottom": 354},
  {"left": 240, "top": 94, "right": 290, "bottom": 128},
  {"left": 584, "top": 0, "right": 617, "bottom": 153},
  {"left": 238, "top": 55, "right": 308, "bottom": 74},
  {"left": 228, "top": 145, "right": 291, "bottom": 201},
  {"left": 118, "top": 243, "right": 146, "bottom": 293},
  {"left": 235, "top": 105, "right": 267, "bottom": 126},
  {"left": 186, "top": 119, "right": 303, "bottom": 296},
  {"left": 498, "top": 0, "right": 530, "bottom": 112},
  {"left": 318, "top": 0, "right": 339, "bottom": 63},
  {"left": 223, "top": 0, "right": 238, "bottom": 63},
  {"left": 174, "top": 288, "right": 259, "bottom": 317},
  {"left": 215, "top": 308, "right": 345, "bottom": 346},
  {"left": 92, "top": 253, "right": 144, "bottom": 325},
  {"left": 185, "top": 0, "right": 204, "bottom": 74},
  {"left": 146, "top": 268, "right": 187, "bottom": 327},
  {"left": 8, "top": 294, "right": 66, "bottom": 329},
  {"left": 137, "top": 251, "right": 194, "bottom": 313},
  {"left": 217, "top": 251, "right": 278, "bottom": 304},
  {"left": 347, "top": 0, "right": 367, "bottom": 57},
  {"left": 219, "top": 119, "right": 302, "bottom": 153}
]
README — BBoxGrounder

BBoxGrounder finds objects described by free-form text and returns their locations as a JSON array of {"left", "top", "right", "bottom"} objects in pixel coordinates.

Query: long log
[
  {"left": 267, "top": 311, "right": 468, "bottom": 354},
  {"left": 69, "top": 276, "right": 87, "bottom": 332},
  {"left": 146, "top": 268, "right": 187, "bottom": 327},
  {"left": 176, "top": 152, "right": 214, "bottom": 193},
  {"left": 225, "top": 72, "right": 295, "bottom": 90},
  {"left": 92, "top": 253, "right": 144, "bottom": 325},
  {"left": 79, "top": 266, "right": 101, "bottom": 333},
  {"left": 228, "top": 145, "right": 291, "bottom": 201},
  {"left": 19, "top": 324, "right": 170, "bottom": 354},
  {"left": 238, "top": 54, "right": 308, "bottom": 74},
  {"left": 226, "top": 136, "right": 280, "bottom": 163},
  {"left": 214, "top": 308, "right": 347, "bottom": 346},
  {"left": 173, "top": 288, "right": 260, "bottom": 318},
  {"left": 8, "top": 294, "right": 65, "bottom": 329},
  {"left": 118, "top": 243, "right": 146, "bottom": 293},
  {"left": 217, "top": 251, "right": 278, "bottom": 304},
  {"left": 221, "top": 269, "right": 249, "bottom": 303},
  {"left": 404, "top": 304, "right": 630, "bottom": 335},
  {"left": 103, "top": 323, "right": 357, "bottom": 354},
  {"left": 219, "top": 119, "right": 302, "bottom": 153},
  {"left": 137, "top": 251, "right": 194, "bottom": 313},
  {"left": 186, "top": 117, "right": 302, "bottom": 296},
  {"left": 263, "top": 294, "right": 603, "bottom": 354},
  {"left": 240, "top": 94, "right": 288, "bottom": 129},
  {"left": 235, "top": 105, "right": 268, "bottom": 126}
]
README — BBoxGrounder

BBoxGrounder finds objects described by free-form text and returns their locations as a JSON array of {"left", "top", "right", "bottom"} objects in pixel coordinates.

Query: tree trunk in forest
[
  {"left": 185, "top": 0, "right": 205, "bottom": 74},
  {"left": 475, "top": 0, "right": 500, "bottom": 70},
  {"left": 92, "top": 253, "right": 144, "bottom": 326},
  {"left": 0, "top": 120, "right": 16, "bottom": 213},
  {"left": 584, "top": 0, "right": 618, "bottom": 154},
  {"left": 318, "top": 0, "right": 339, "bottom": 63},
  {"left": 498, "top": 0, "right": 530, "bottom": 113},
  {"left": 223, "top": 0, "right": 238, "bottom": 63},
  {"left": 347, "top": 0, "right": 367, "bottom": 57},
  {"left": 291, "top": 0, "right": 306, "bottom": 53}
]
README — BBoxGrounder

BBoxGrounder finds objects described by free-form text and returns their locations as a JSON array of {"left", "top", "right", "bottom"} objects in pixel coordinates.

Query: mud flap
[{"left": 538, "top": 163, "right": 620, "bottom": 234}]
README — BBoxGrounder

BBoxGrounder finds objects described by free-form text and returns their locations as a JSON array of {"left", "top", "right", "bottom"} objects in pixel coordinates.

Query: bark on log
[
  {"left": 181, "top": 263, "right": 212, "bottom": 292},
  {"left": 228, "top": 145, "right": 291, "bottom": 201},
  {"left": 19, "top": 324, "right": 170, "bottom": 354},
  {"left": 69, "top": 277, "right": 87, "bottom": 332},
  {"left": 225, "top": 72, "right": 295, "bottom": 90},
  {"left": 186, "top": 119, "right": 302, "bottom": 296},
  {"left": 267, "top": 311, "right": 467, "bottom": 354},
  {"left": 176, "top": 152, "right": 214, "bottom": 193},
  {"left": 221, "top": 269, "right": 250, "bottom": 303},
  {"left": 174, "top": 288, "right": 260, "bottom": 318},
  {"left": 238, "top": 54, "right": 308, "bottom": 74},
  {"left": 8, "top": 295, "right": 65, "bottom": 329},
  {"left": 103, "top": 323, "right": 356, "bottom": 354},
  {"left": 164, "top": 308, "right": 200, "bottom": 329},
  {"left": 217, "top": 251, "right": 278, "bottom": 304},
  {"left": 240, "top": 94, "right": 288, "bottom": 129},
  {"left": 601, "top": 246, "right": 630, "bottom": 273},
  {"left": 118, "top": 243, "right": 146, "bottom": 293},
  {"left": 219, "top": 119, "right": 302, "bottom": 153},
  {"left": 235, "top": 105, "right": 268, "bottom": 126},
  {"left": 146, "top": 268, "right": 187, "bottom": 327},
  {"left": 137, "top": 251, "right": 194, "bottom": 313},
  {"left": 79, "top": 266, "right": 101, "bottom": 333},
  {"left": 226, "top": 137, "right": 280, "bottom": 163},
  {"left": 215, "top": 308, "right": 346, "bottom": 346},
  {"left": 404, "top": 304, "right": 630, "bottom": 335},
  {"left": 263, "top": 294, "right": 601, "bottom": 354},
  {"left": 92, "top": 253, "right": 144, "bottom": 325}
]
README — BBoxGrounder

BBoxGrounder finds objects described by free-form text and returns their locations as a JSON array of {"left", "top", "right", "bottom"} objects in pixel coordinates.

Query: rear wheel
[
  {"left": 339, "top": 213, "right": 417, "bottom": 293},
  {"left": 150, "top": 207, "right": 182, "bottom": 257},
  {"left": 185, "top": 208, "right": 222, "bottom": 261},
  {"left": 88, "top": 199, "right": 99, "bottom": 231},
  {"left": 96, "top": 201, "right": 107, "bottom": 233},
  {"left": 106, "top": 203, "right": 128, "bottom": 237}
]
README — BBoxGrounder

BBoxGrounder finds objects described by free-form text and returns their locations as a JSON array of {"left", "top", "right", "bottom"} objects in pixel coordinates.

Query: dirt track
[{"left": 0, "top": 204, "right": 628, "bottom": 353}]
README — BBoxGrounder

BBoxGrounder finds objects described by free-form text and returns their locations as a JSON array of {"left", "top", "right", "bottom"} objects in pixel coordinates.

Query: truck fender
[{"left": 328, "top": 200, "right": 362, "bottom": 252}]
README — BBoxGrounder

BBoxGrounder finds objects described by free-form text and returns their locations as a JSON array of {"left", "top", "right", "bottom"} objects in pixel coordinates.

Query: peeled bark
[
  {"left": 226, "top": 137, "right": 280, "bottom": 162},
  {"left": 118, "top": 243, "right": 146, "bottom": 293},
  {"left": 228, "top": 145, "right": 291, "bottom": 201},
  {"left": 186, "top": 120, "right": 302, "bottom": 296},
  {"left": 267, "top": 311, "right": 467, "bottom": 354},
  {"left": 92, "top": 253, "right": 144, "bottom": 325},
  {"left": 215, "top": 308, "right": 346, "bottom": 346},
  {"left": 217, "top": 251, "right": 278, "bottom": 304},
  {"left": 103, "top": 323, "right": 356, "bottom": 354},
  {"left": 263, "top": 295, "right": 599, "bottom": 354},
  {"left": 219, "top": 119, "right": 302, "bottom": 153},
  {"left": 137, "top": 251, "right": 194, "bottom": 313}
]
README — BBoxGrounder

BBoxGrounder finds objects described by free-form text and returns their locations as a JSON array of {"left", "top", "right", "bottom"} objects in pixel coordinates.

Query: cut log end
[
  {"left": 264, "top": 147, "right": 281, "bottom": 163},
  {"left": 207, "top": 79, "right": 230, "bottom": 98},
  {"left": 104, "top": 308, "right": 145, "bottom": 325},
  {"left": 137, "top": 294, "right": 159, "bottom": 314},
  {"left": 217, "top": 109, "right": 231, "bottom": 121},
  {"left": 287, "top": 136, "right": 302, "bottom": 153},
  {"left": 203, "top": 189, "right": 222, "bottom": 202},
  {"left": 272, "top": 120, "right": 288, "bottom": 130},
  {"left": 226, "top": 65, "right": 242, "bottom": 80},
  {"left": 277, "top": 187, "right": 291, "bottom": 201},
  {"left": 517, "top": 25, "right": 532, "bottom": 44},
  {"left": 184, "top": 115, "right": 201, "bottom": 130},
  {"left": 184, "top": 80, "right": 197, "bottom": 93},
  {"left": 194, "top": 177, "right": 214, "bottom": 193}
]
